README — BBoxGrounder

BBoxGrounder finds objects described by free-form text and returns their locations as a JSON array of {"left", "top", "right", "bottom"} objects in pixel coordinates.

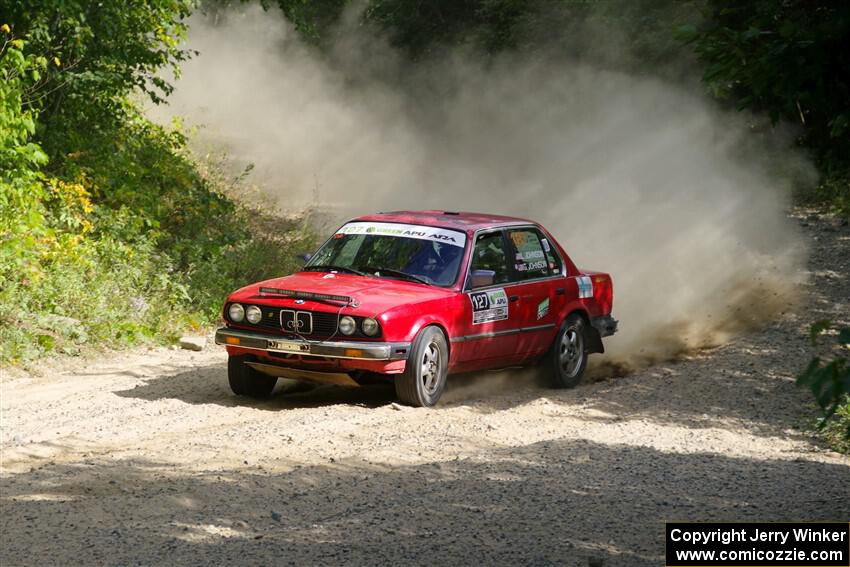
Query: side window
[
  {"left": 469, "top": 231, "right": 510, "bottom": 287},
  {"left": 507, "top": 228, "right": 553, "bottom": 280},
  {"left": 539, "top": 234, "right": 563, "bottom": 275}
]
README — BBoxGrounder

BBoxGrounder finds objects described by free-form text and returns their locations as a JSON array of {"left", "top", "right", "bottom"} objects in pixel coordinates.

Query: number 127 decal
[{"left": 469, "top": 288, "right": 509, "bottom": 324}]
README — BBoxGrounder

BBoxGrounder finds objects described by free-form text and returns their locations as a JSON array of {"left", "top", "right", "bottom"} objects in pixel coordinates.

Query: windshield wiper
[
  {"left": 362, "top": 266, "right": 430, "bottom": 285},
  {"left": 301, "top": 265, "right": 367, "bottom": 276}
]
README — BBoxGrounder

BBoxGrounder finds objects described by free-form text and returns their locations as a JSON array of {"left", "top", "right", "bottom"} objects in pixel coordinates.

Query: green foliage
[
  {"left": 797, "top": 321, "right": 850, "bottom": 452},
  {"left": 365, "top": 0, "right": 699, "bottom": 67},
  {"left": 2, "top": 0, "right": 193, "bottom": 174},
  {"left": 275, "top": 0, "right": 349, "bottom": 41},
  {"left": 4, "top": 1, "right": 192, "bottom": 107},
  {"left": 365, "top": 0, "right": 491, "bottom": 56},
  {"left": 202, "top": 0, "right": 348, "bottom": 43},
  {"left": 679, "top": 1, "right": 850, "bottom": 209},
  {"left": 0, "top": 7, "right": 315, "bottom": 364},
  {"left": 1, "top": 26, "right": 49, "bottom": 287},
  {"left": 821, "top": 396, "right": 850, "bottom": 455},
  {"left": 797, "top": 169, "right": 850, "bottom": 218},
  {"left": 0, "top": 108, "right": 314, "bottom": 362},
  {"left": 210, "top": 0, "right": 700, "bottom": 67}
]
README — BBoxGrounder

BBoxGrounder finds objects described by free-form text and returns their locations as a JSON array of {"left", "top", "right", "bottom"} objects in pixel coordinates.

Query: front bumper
[{"left": 214, "top": 327, "right": 411, "bottom": 361}]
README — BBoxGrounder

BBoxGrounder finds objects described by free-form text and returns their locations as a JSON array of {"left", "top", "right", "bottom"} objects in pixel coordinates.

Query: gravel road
[{"left": 2, "top": 213, "right": 848, "bottom": 566}]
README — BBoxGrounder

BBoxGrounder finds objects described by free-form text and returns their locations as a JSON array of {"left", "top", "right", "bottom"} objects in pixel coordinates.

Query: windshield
[{"left": 305, "top": 222, "right": 468, "bottom": 286}]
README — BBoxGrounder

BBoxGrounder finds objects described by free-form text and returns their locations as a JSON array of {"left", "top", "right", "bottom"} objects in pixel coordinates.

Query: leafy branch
[{"left": 797, "top": 320, "right": 850, "bottom": 432}]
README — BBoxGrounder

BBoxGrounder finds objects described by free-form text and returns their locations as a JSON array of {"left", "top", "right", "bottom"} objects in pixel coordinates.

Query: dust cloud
[{"left": 151, "top": 5, "right": 814, "bottom": 371}]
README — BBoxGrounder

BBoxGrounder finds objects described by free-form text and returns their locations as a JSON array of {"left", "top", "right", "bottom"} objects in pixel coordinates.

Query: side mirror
[
  {"left": 298, "top": 252, "right": 313, "bottom": 264},
  {"left": 470, "top": 269, "right": 496, "bottom": 288}
]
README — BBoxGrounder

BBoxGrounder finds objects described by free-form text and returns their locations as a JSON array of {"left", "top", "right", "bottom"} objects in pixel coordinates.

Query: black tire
[
  {"left": 395, "top": 326, "right": 449, "bottom": 407},
  {"left": 228, "top": 355, "right": 277, "bottom": 398},
  {"left": 551, "top": 313, "right": 588, "bottom": 388}
]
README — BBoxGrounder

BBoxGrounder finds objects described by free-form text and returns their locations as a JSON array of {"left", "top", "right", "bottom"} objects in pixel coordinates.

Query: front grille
[{"left": 234, "top": 305, "right": 375, "bottom": 339}]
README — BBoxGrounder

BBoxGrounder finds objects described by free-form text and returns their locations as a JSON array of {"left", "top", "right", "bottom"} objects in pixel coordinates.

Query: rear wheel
[
  {"left": 228, "top": 355, "right": 277, "bottom": 398},
  {"left": 551, "top": 313, "right": 588, "bottom": 388},
  {"left": 395, "top": 326, "right": 448, "bottom": 407}
]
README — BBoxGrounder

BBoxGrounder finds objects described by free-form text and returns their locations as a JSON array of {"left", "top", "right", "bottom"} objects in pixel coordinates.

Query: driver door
[{"left": 455, "top": 230, "right": 523, "bottom": 368}]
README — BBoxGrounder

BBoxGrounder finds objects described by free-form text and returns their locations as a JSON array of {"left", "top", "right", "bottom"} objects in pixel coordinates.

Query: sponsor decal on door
[
  {"left": 537, "top": 297, "right": 550, "bottom": 319},
  {"left": 469, "top": 288, "right": 509, "bottom": 324}
]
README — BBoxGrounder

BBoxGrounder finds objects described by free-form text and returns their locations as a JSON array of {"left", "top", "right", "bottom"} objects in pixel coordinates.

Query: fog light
[
  {"left": 361, "top": 317, "right": 379, "bottom": 336},
  {"left": 246, "top": 305, "right": 262, "bottom": 324},
  {"left": 228, "top": 303, "right": 244, "bottom": 322},
  {"left": 339, "top": 316, "right": 355, "bottom": 335}
]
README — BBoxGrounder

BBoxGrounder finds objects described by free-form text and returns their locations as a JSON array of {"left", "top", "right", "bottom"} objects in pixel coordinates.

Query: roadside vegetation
[
  {"left": 798, "top": 322, "right": 850, "bottom": 453},
  {"left": 1, "top": 0, "right": 847, "bottom": 447},
  {"left": 0, "top": 3, "right": 313, "bottom": 364}
]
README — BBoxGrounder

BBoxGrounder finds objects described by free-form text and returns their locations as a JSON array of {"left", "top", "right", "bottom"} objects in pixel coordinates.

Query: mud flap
[
  {"left": 246, "top": 362, "right": 360, "bottom": 387},
  {"left": 584, "top": 325, "right": 605, "bottom": 354}
]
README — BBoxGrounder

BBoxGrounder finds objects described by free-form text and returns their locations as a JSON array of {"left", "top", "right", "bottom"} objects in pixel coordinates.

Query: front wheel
[
  {"left": 395, "top": 326, "right": 448, "bottom": 407},
  {"left": 551, "top": 314, "right": 588, "bottom": 388},
  {"left": 228, "top": 355, "right": 277, "bottom": 398}
]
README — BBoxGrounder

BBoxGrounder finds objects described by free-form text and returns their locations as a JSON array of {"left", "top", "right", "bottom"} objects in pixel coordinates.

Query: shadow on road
[
  {"left": 112, "top": 340, "right": 820, "bottom": 444},
  {"left": 2, "top": 438, "right": 847, "bottom": 566},
  {"left": 111, "top": 358, "right": 549, "bottom": 411},
  {"left": 113, "top": 362, "right": 398, "bottom": 410}
]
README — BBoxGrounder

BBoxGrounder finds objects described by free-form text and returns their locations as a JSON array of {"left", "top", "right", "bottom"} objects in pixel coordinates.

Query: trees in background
[
  {"left": 0, "top": 2, "right": 312, "bottom": 362},
  {"left": 681, "top": 0, "right": 850, "bottom": 212},
  {"left": 682, "top": 1, "right": 850, "bottom": 167}
]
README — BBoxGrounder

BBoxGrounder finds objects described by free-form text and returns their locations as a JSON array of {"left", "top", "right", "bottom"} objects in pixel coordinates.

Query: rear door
[{"left": 504, "top": 226, "right": 566, "bottom": 357}]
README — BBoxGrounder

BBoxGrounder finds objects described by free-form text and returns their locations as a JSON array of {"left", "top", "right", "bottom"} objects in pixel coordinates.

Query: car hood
[{"left": 227, "top": 271, "right": 456, "bottom": 316}]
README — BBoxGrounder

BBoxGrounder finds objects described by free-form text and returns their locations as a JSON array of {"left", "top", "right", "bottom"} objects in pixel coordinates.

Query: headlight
[
  {"left": 361, "top": 317, "right": 379, "bottom": 336},
  {"left": 228, "top": 303, "right": 245, "bottom": 322},
  {"left": 246, "top": 305, "right": 262, "bottom": 324},
  {"left": 338, "top": 316, "right": 356, "bottom": 335}
]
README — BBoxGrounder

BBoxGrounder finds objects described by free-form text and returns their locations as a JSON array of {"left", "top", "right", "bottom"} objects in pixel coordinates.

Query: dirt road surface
[{"left": 2, "top": 213, "right": 849, "bottom": 566}]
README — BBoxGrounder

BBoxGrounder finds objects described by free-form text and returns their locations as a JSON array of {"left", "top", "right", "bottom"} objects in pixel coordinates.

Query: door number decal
[{"left": 470, "top": 288, "right": 509, "bottom": 325}]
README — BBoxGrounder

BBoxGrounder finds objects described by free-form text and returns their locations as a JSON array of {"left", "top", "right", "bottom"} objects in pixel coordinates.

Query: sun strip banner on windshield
[{"left": 336, "top": 222, "right": 467, "bottom": 248}]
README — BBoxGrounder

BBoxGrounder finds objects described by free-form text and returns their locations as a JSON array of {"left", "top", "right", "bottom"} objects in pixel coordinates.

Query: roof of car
[{"left": 353, "top": 210, "right": 535, "bottom": 231}]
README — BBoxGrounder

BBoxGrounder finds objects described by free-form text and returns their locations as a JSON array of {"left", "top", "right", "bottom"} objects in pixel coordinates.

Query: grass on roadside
[
  {"left": 821, "top": 397, "right": 850, "bottom": 454},
  {"left": 0, "top": 111, "right": 317, "bottom": 366},
  {"left": 796, "top": 169, "right": 850, "bottom": 219},
  {"left": 797, "top": 322, "right": 850, "bottom": 455}
]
